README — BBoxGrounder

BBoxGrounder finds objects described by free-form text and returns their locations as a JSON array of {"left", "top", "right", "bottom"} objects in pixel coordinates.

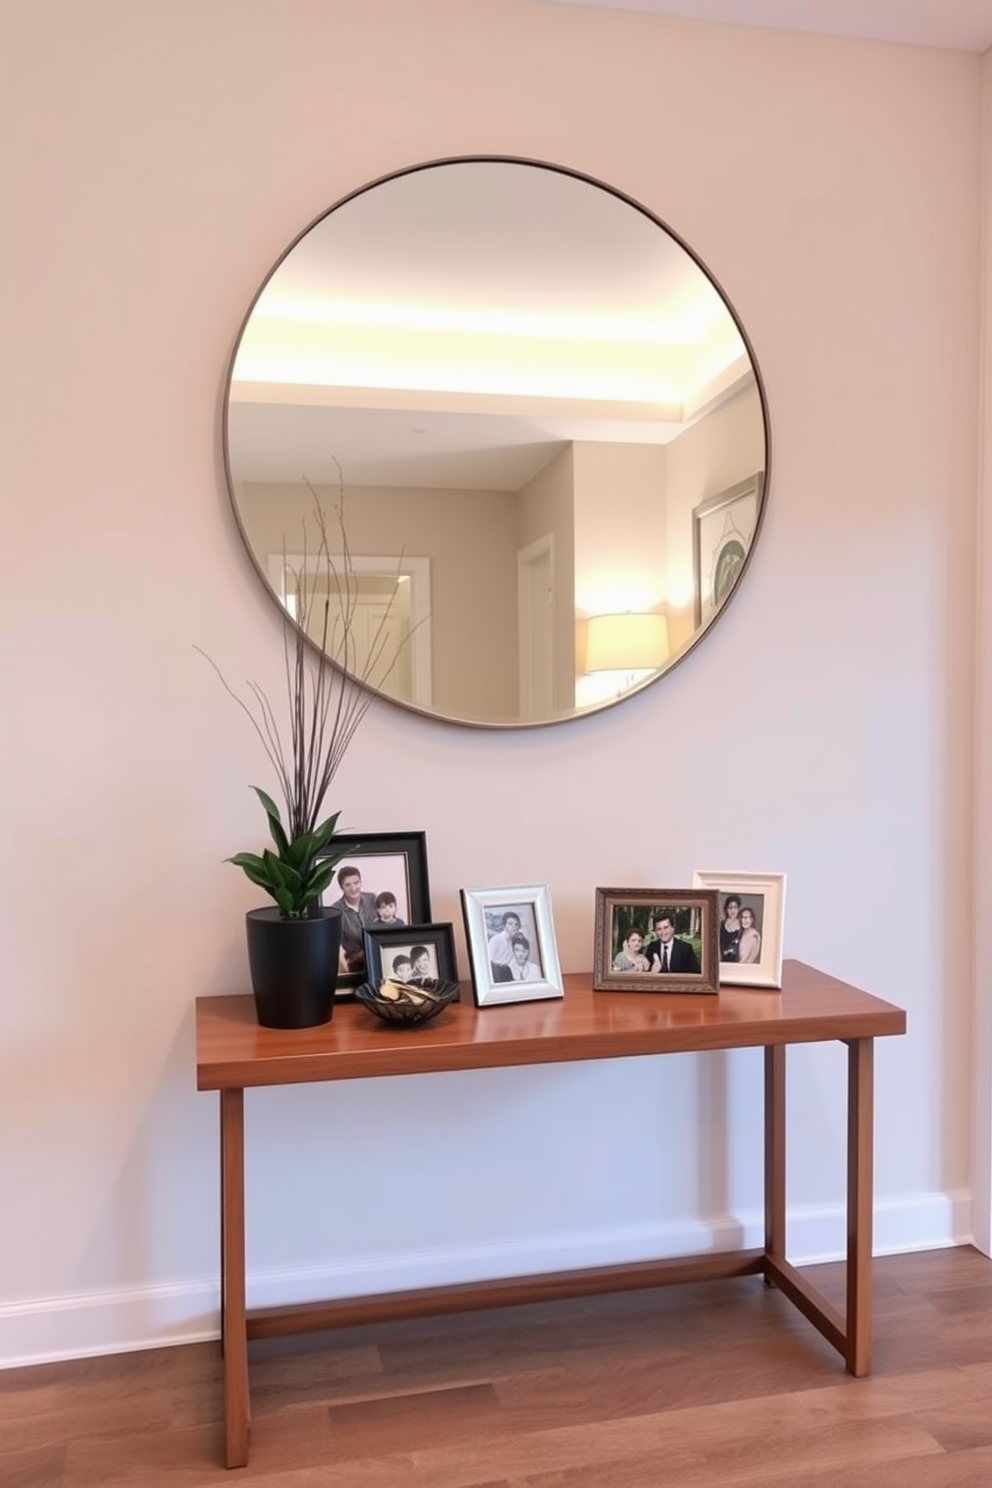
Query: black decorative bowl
[{"left": 355, "top": 977, "right": 460, "bottom": 1027}]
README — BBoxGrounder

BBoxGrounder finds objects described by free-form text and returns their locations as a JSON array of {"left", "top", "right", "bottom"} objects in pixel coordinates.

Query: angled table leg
[
  {"left": 762, "top": 1037, "right": 876, "bottom": 1377},
  {"left": 845, "top": 1037, "right": 874, "bottom": 1376},
  {"left": 220, "top": 1088, "right": 250, "bottom": 1468}
]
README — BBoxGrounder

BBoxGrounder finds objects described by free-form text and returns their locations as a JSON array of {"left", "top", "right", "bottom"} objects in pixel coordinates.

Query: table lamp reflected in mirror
[{"left": 581, "top": 611, "right": 670, "bottom": 698}]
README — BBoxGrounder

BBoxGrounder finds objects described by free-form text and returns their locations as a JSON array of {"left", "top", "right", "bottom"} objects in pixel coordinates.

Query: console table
[{"left": 196, "top": 959, "right": 906, "bottom": 1468}]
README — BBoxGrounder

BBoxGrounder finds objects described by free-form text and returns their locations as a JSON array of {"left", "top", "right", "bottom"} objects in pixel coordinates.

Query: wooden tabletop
[{"left": 195, "top": 960, "right": 906, "bottom": 1091}]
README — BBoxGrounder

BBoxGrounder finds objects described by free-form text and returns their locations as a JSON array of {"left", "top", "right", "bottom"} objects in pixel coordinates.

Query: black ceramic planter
[{"left": 245, "top": 906, "right": 342, "bottom": 1029}]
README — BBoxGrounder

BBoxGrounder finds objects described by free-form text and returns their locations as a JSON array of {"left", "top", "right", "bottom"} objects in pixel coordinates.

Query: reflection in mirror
[{"left": 224, "top": 158, "right": 768, "bottom": 728}]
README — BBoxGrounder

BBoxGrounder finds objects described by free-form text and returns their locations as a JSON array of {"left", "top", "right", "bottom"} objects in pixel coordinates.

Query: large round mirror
[{"left": 224, "top": 157, "right": 769, "bottom": 728}]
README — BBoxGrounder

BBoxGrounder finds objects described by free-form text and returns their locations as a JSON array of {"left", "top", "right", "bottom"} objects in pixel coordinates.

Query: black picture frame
[
  {"left": 363, "top": 922, "right": 459, "bottom": 990},
  {"left": 318, "top": 831, "right": 431, "bottom": 996},
  {"left": 593, "top": 887, "right": 720, "bottom": 994}
]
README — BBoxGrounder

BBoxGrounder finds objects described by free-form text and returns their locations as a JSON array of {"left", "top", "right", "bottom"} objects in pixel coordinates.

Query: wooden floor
[{"left": 2, "top": 1247, "right": 991, "bottom": 1486}]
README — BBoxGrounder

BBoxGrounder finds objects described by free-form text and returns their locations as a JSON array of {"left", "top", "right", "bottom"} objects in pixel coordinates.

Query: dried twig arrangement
[{"left": 198, "top": 473, "right": 406, "bottom": 917}]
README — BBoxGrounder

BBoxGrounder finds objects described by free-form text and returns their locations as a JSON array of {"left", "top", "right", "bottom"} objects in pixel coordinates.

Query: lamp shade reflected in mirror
[{"left": 223, "top": 157, "right": 769, "bottom": 728}]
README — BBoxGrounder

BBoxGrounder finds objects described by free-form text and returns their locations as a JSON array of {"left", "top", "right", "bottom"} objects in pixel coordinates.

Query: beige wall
[
  {"left": 0, "top": 0, "right": 985, "bottom": 1362},
  {"left": 573, "top": 440, "right": 669, "bottom": 614},
  {"left": 571, "top": 385, "right": 764, "bottom": 671},
  {"left": 237, "top": 478, "right": 520, "bottom": 718},
  {"left": 517, "top": 444, "right": 576, "bottom": 712},
  {"left": 665, "top": 380, "right": 766, "bottom": 642}
]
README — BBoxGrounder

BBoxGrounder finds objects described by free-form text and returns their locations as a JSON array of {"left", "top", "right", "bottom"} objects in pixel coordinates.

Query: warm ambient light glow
[
  {"left": 232, "top": 302, "right": 748, "bottom": 408},
  {"left": 250, "top": 296, "right": 730, "bottom": 347},
  {"left": 584, "top": 612, "right": 670, "bottom": 673},
  {"left": 232, "top": 354, "right": 684, "bottom": 405}
]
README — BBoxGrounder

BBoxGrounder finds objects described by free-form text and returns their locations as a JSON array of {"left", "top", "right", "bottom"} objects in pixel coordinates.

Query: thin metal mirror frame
[{"left": 221, "top": 154, "right": 772, "bottom": 730}]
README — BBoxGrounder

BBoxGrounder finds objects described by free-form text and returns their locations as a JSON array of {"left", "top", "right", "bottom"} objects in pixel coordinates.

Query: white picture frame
[
  {"left": 460, "top": 884, "right": 564, "bottom": 1006},
  {"left": 691, "top": 869, "right": 787, "bottom": 988}
]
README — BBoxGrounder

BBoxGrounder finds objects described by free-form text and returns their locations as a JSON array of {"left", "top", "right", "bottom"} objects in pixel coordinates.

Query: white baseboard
[
  {"left": 0, "top": 1276, "right": 221, "bottom": 1369},
  {"left": 771, "top": 1188, "right": 973, "bottom": 1264},
  {"left": 0, "top": 1189, "right": 972, "bottom": 1369}
]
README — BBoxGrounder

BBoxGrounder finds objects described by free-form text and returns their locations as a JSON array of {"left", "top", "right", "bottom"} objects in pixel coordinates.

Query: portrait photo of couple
[
  {"left": 593, "top": 888, "right": 720, "bottom": 995},
  {"left": 611, "top": 908, "right": 701, "bottom": 976},
  {"left": 718, "top": 893, "right": 764, "bottom": 966},
  {"left": 691, "top": 871, "right": 787, "bottom": 989}
]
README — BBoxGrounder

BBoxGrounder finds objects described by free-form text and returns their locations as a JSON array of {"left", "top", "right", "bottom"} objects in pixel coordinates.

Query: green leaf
[
  {"left": 282, "top": 834, "right": 316, "bottom": 873},
  {"left": 269, "top": 854, "right": 303, "bottom": 892},
  {"left": 226, "top": 850, "right": 292, "bottom": 908},
  {"left": 227, "top": 851, "right": 279, "bottom": 889},
  {"left": 252, "top": 786, "right": 283, "bottom": 824},
  {"left": 270, "top": 881, "right": 295, "bottom": 915},
  {"left": 262, "top": 849, "right": 316, "bottom": 915},
  {"left": 261, "top": 850, "right": 292, "bottom": 887},
  {"left": 310, "top": 812, "right": 342, "bottom": 851},
  {"left": 252, "top": 787, "right": 290, "bottom": 856},
  {"left": 312, "top": 848, "right": 348, "bottom": 881},
  {"left": 306, "top": 860, "right": 341, "bottom": 900}
]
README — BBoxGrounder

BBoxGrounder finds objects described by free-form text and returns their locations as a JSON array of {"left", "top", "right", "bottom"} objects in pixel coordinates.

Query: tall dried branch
[{"left": 199, "top": 462, "right": 410, "bottom": 853}]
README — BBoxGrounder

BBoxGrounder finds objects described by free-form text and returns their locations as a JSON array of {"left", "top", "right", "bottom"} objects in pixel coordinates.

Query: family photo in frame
[
  {"left": 461, "top": 884, "right": 563, "bottom": 1006},
  {"left": 593, "top": 888, "right": 720, "bottom": 993},
  {"left": 318, "top": 831, "right": 431, "bottom": 993},
  {"left": 362, "top": 922, "right": 459, "bottom": 990},
  {"left": 692, "top": 869, "right": 787, "bottom": 988}
]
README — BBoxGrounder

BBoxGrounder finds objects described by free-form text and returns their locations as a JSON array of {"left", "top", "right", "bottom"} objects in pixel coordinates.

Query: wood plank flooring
[{"left": 1, "top": 1247, "right": 990, "bottom": 1485}]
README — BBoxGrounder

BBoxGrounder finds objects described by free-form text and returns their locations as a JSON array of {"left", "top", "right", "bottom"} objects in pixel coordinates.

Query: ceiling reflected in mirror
[{"left": 224, "top": 157, "right": 769, "bottom": 727}]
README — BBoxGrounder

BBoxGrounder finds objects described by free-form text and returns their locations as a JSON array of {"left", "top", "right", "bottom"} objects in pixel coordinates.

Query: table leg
[
  {"left": 764, "top": 1044, "right": 786, "bottom": 1264},
  {"left": 846, "top": 1037, "right": 874, "bottom": 1376},
  {"left": 220, "top": 1087, "right": 250, "bottom": 1467},
  {"left": 219, "top": 1098, "right": 226, "bottom": 1359}
]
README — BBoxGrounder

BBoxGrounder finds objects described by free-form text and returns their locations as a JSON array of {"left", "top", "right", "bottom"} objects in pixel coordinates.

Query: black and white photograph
[
  {"left": 692, "top": 870, "right": 787, "bottom": 988},
  {"left": 362, "top": 921, "right": 459, "bottom": 990},
  {"left": 593, "top": 888, "right": 719, "bottom": 994},
  {"left": 318, "top": 831, "right": 431, "bottom": 993},
  {"left": 461, "top": 885, "right": 563, "bottom": 1007}
]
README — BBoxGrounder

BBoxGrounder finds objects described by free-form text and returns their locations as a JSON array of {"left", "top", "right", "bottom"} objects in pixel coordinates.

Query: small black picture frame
[
  {"left": 318, "top": 831, "right": 431, "bottom": 995},
  {"left": 363, "top": 922, "right": 459, "bottom": 990}
]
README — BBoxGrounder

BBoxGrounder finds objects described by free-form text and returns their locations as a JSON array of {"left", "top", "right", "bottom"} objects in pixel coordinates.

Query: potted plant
[{"left": 201, "top": 490, "right": 400, "bottom": 1028}]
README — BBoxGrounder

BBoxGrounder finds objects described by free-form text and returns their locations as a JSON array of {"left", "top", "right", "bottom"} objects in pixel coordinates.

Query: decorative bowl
[{"left": 354, "top": 977, "right": 460, "bottom": 1027}]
